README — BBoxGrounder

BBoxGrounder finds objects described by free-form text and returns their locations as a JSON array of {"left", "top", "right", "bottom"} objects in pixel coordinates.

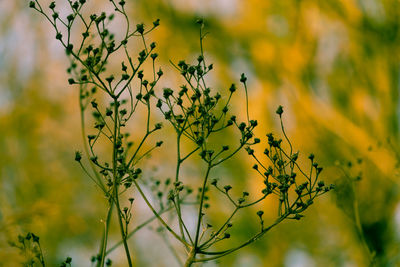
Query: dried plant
[{"left": 25, "top": 0, "right": 333, "bottom": 266}]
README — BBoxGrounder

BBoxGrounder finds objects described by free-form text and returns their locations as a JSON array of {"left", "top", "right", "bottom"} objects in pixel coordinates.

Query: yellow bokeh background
[{"left": 1, "top": 0, "right": 400, "bottom": 266}]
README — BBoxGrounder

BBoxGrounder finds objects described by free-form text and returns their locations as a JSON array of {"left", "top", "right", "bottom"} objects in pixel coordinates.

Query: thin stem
[
  {"left": 175, "top": 134, "right": 188, "bottom": 243},
  {"left": 97, "top": 201, "right": 113, "bottom": 267},
  {"left": 196, "top": 215, "right": 287, "bottom": 261},
  {"left": 112, "top": 98, "right": 133, "bottom": 266},
  {"left": 132, "top": 179, "right": 189, "bottom": 247},
  {"left": 194, "top": 164, "right": 212, "bottom": 249},
  {"left": 243, "top": 82, "right": 250, "bottom": 123},
  {"left": 200, "top": 207, "right": 239, "bottom": 249},
  {"left": 106, "top": 205, "right": 173, "bottom": 255}
]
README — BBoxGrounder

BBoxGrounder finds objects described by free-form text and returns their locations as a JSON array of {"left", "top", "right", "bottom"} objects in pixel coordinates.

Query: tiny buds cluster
[
  {"left": 237, "top": 108, "right": 334, "bottom": 222},
  {"left": 235, "top": 119, "right": 258, "bottom": 145},
  {"left": 160, "top": 53, "right": 242, "bottom": 164},
  {"left": 29, "top": 0, "right": 169, "bottom": 252},
  {"left": 266, "top": 133, "right": 282, "bottom": 148},
  {"left": 29, "top": 7, "right": 334, "bottom": 265}
]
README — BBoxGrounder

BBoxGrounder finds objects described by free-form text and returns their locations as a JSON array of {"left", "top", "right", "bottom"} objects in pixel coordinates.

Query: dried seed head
[
  {"left": 240, "top": 73, "right": 247, "bottom": 83},
  {"left": 276, "top": 105, "right": 283, "bottom": 116}
]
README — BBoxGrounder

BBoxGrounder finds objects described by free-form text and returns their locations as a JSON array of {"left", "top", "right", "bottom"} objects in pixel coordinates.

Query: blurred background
[{"left": 1, "top": 0, "right": 400, "bottom": 266}]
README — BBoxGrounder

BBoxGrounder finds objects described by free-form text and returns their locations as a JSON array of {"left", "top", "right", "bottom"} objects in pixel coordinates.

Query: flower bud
[
  {"left": 151, "top": 53, "right": 158, "bottom": 60},
  {"left": 136, "top": 24, "right": 144, "bottom": 34},
  {"left": 276, "top": 105, "right": 283, "bottom": 116},
  {"left": 224, "top": 185, "right": 232, "bottom": 192},
  {"left": 163, "top": 88, "right": 173, "bottom": 98},
  {"left": 229, "top": 84, "right": 236, "bottom": 93},
  {"left": 106, "top": 75, "right": 114, "bottom": 83},
  {"left": 240, "top": 73, "right": 247, "bottom": 83},
  {"left": 153, "top": 19, "right": 160, "bottom": 27},
  {"left": 156, "top": 141, "right": 163, "bottom": 147},
  {"left": 32, "top": 233, "right": 39, "bottom": 243}
]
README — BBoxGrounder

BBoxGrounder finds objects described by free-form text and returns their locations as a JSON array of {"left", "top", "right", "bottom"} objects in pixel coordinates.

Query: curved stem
[{"left": 195, "top": 216, "right": 286, "bottom": 262}]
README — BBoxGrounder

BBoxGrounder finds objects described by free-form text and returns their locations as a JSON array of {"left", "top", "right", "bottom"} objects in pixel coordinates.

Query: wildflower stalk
[
  {"left": 98, "top": 202, "right": 113, "bottom": 267},
  {"left": 112, "top": 97, "right": 133, "bottom": 266},
  {"left": 175, "top": 133, "right": 188, "bottom": 243},
  {"left": 194, "top": 164, "right": 212, "bottom": 249},
  {"left": 132, "top": 179, "right": 190, "bottom": 246},
  {"left": 30, "top": 1, "right": 333, "bottom": 265}
]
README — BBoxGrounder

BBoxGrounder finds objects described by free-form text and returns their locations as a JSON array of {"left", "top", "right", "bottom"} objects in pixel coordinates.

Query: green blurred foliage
[{"left": 1, "top": 0, "right": 400, "bottom": 266}]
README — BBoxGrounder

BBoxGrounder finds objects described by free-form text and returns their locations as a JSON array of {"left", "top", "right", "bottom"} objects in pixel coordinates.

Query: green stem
[
  {"left": 112, "top": 98, "right": 133, "bottom": 267},
  {"left": 184, "top": 248, "right": 195, "bottom": 267},
  {"left": 200, "top": 207, "right": 239, "bottom": 249},
  {"left": 132, "top": 179, "right": 189, "bottom": 246},
  {"left": 97, "top": 201, "right": 113, "bottom": 267},
  {"left": 175, "top": 134, "right": 187, "bottom": 243},
  {"left": 79, "top": 87, "right": 106, "bottom": 193},
  {"left": 194, "top": 164, "right": 212, "bottom": 249},
  {"left": 195, "top": 216, "right": 286, "bottom": 262},
  {"left": 106, "top": 205, "right": 174, "bottom": 255}
]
